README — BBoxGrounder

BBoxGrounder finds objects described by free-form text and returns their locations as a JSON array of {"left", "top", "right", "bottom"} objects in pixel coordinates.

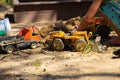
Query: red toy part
[{"left": 19, "top": 26, "right": 40, "bottom": 42}]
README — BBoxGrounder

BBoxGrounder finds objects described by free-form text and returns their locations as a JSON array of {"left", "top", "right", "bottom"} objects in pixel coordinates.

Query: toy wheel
[
  {"left": 30, "top": 42, "right": 37, "bottom": 49},
  {"left": 5, "top": 45, "right": 15, "bottom": 54},
  {"left": 53, "top": 39, "right": 64, "bottom": 51},
  {"left": 75, "top": 39, "right": 87, "bottom": 52}
]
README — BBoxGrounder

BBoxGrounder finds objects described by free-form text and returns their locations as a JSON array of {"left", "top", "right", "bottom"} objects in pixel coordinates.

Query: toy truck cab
[
  {"left": 47, "top": 31, "right": 92, "bottom": 51},
  {"left": 18, "top": 26, "right": 41, "bottom": 48},
  {"left": 19, "top": 26, "right": 40, "bottom": 42}
]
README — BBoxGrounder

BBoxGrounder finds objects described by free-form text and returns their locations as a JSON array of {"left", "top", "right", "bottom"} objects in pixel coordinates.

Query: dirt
[
  {"left": 0, "top": 45, "right": 120, "bottom": 80},
  {"left": 0, "top": 7, "right": 120, "bottom": 80}
]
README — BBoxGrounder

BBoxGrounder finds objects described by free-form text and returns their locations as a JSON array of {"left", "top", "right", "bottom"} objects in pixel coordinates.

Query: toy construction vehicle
[
  {"left": 0, "top": 26, "right": 41, "bottom": 54},
  {"left": 40, "top": 16, "right": 110, "bottom": 40},
  {"left": 46, "top": 31, "right": 92, "bottom": 51},
  {"left": 87, "top": 17, "right": 110, "bottom": 39}
]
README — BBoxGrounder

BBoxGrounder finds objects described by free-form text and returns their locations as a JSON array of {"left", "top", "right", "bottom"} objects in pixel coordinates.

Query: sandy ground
[
  {"left": 0, "top": 46, "right": 120, "bottom": 80},
  {"left": 0, "top": 23, "right": 119, "bottom": 80},
  {"left": 0, "top": 7, "right": 120, "bottom": 80}
]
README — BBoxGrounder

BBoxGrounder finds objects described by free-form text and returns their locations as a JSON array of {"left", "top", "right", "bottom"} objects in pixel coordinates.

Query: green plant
[
  {"left": 6, "top": 0, "right": 13, "bottom": 6},
  {"left": 0, "top": 0, "right": 13, "bottom": 6},
  {"left": 34, "top": 60, "right": 41, "bottom": 67}
]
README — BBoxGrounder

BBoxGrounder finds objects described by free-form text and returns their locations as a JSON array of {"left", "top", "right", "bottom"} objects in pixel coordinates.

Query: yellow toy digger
[{"left": 46, "top": 31, "right": 92, "bottom": 52}]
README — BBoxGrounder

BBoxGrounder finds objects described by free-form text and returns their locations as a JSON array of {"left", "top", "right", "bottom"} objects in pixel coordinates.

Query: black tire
[
  {"left": 5, "top": 45, "right": 15, "bottom": 54},
  {"left": 53, "top": 39, "right": 64, "bottom": 51},
  {"left": 75, "top": 39, "right": 87, "bottom": 52},
  {"left": 97, "top": 25, "right": 110, "bottom": 38},
  {"left": 30, "top": 42, "right": 37, "bottom": 49}
]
